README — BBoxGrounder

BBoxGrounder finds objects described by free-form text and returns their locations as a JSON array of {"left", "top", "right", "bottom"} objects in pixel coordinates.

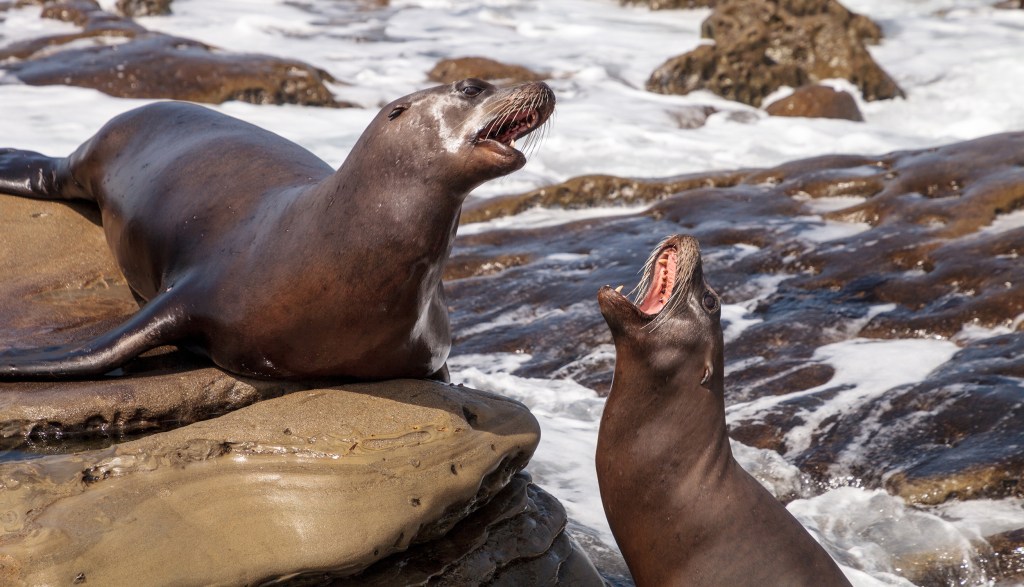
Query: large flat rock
[{"left": 0, "top": 380, "right": 545, "bottom": 585}]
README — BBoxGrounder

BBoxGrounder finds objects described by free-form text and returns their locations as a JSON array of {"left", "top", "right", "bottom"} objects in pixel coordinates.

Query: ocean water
[{"left": 2, "top": 0, "right": 1024, "bottom": 584}]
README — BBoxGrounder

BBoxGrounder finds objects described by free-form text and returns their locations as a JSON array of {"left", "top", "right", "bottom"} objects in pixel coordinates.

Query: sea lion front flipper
[
  {"left": 0, "top": 289, "right": 190, "bottom": 380},
  {"left": 427, "top": 363, "right": 450, "bottom": 384}
]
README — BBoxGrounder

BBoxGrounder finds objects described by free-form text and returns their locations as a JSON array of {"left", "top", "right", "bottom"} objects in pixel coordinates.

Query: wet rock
[
  {"left": 0, "top": 380, "right": 564, "bottom": 585},
  {"left": 0, "top": 1, "right": 344, "bottom": 106},
  {"left": 428, "top": 56, "right": 546, "bottom": 85},
  {"left": 790, "top": 334, "right": 1024, "bottom": 505},
  {"left": 115, "top": 0, "right": 171, "bottom": 17},
  {"left": 328, "top": 473, "right": 602, "bottom": 586},
  {"left": 986, "top": 528, "right": 1024, "bottom": 582},
  {"left": 461, "top": 169, "right": 751, "bottom": 224},
  {"left": 646, "top": 0, "right": 904, "bottom": 106},
  {"left": 765, "top": 84, "right": 864, "bottom": 121},
  {"left": 447, "top": 133, "right": 1024, "bottom": 520}
]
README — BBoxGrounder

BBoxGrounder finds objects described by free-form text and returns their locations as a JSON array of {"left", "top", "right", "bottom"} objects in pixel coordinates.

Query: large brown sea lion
[
  {"left": 0, "top": 78, "right": 554, "bottom": 381},
  {"left": 595, "top": 235, "right": 852, "bottom": 586}
]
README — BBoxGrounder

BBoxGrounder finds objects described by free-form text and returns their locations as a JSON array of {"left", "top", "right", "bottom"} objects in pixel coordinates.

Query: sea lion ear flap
[
  {"left": 387, "top": 104, "right": 410, "bottom": 121},
  {"left": 700, "top": 364, "right": 712, "bottom": 389}
]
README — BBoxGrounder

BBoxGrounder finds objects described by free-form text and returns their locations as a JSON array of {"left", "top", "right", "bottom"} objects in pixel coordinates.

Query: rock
[
  {"left": 0, "top": 1, "right": 345, "bottom": 107},
  {"left": 0, "top": 380, "right": 565, "bottom": 585},
  {"left": 330, "top": 473, "right": 602, "bottom": 585},
  {"left": 459, "top": 169, "right": 751, "bottom": 225},
  {"left": 797, "top": 334, "right": 1024, "bottom": 505},
  {"left": 428, "top": 56, "right": 546, "bottom": 85},
  {"left": 445, "top": 133, "right": 1024, "bottom": 517},
  {"left": 986, "top": 528, "right": 1024, "bottom": 582},
  {"left": 646, "top": 0, "right": 904, "bottom": 106},
  {"left": 765, "top": 84, "right": 864, "bottom": 121},
  {"left": 115, "top": 0, "right": 171, "bottom": 17}
]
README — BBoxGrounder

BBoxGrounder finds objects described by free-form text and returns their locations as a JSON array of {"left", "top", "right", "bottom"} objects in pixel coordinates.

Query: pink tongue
[{"left": 637, "top": 249, "right": 677, "bottom": 314}]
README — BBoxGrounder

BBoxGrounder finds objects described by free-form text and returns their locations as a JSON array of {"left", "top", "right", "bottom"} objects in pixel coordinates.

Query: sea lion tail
[
  {"left": 0, "top": 148, "right": 82, "bottom": 201},
  {"left": 0, "top": 293, "right": 187, "bottom": 380}
]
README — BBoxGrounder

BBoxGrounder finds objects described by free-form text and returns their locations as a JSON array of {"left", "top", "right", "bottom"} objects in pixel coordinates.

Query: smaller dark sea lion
[
  {"left": 596, "top": 234, "right": 852, "bottom": 587},
  {"left": 0, "top": 78, "right": 554, "bottom": 381}
]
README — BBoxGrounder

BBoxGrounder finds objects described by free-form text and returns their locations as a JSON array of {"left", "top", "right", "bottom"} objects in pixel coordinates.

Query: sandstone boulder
[
  {"left": 0, "top": 380, "right": 604, "bottom": 585},
  {"left": 765, "top": 84, "right": 864, "bottom": 121},
  {"left": 428, "top": 56, "right": 546, "bottom": 85}
]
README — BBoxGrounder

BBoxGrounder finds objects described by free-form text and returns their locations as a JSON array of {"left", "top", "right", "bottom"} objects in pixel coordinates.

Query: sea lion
[
  {"left": 595, "top": 235, "right": 852, "bottom": 587},
  {"left": 0, "top": 78, "right": 554, "bottom": 380}
]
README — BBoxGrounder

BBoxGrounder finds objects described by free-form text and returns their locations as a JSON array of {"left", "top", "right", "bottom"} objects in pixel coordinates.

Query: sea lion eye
[
  {"left": 460, "top": 85, "right": 483, "bottom": 97},
  {"left": 701, "top": 290, "right": 719, "bottom": 312},
  {"left": 387, "top": 106, "right": 407, "bottom": 120}
]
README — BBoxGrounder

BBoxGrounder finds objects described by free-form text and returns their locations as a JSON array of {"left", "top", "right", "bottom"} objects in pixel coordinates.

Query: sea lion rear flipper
[
  {"left": 0, "top": 148, "right": 79, "bottom": 201},
  {"left": 0, "top": 292, "right": 188, "bottom": 380}
]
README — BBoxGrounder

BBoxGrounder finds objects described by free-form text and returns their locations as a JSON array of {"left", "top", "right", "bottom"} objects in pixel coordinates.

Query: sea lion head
[
  {"left": 372, "top": 78, "right": 555, "bottom": 189},
  {"left": 597, "top": 234, "right": 724, "bottom": 395}
]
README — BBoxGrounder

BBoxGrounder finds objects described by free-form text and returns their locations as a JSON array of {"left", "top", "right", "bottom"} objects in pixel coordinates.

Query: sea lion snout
[{"left": 469, "top": 79, "right": 555, "bottom": 168}]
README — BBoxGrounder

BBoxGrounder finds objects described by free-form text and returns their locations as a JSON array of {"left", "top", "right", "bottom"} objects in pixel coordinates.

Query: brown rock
[
  {"left": 460, "top": 169, "right": 751, "bottom": 225},
  {"left": 986, "top": 528, "right": 1024, "bottom": 582},
  {"left": 0, "top": 1, "right": 344, "bottom": 107},
  {"left": 765, "top": 84, "right": 864, "bottom": 121},
  {"left": 115, "top": 0, "right": 171, "bottom": 17},
  {"left": 332, "top": 473, "right": 602, "bottom": 586},
  {"left": 646, "top": 0, "right": 904, "bottom": 106},
  {"left": 428, "top": 56, "right": 545, "bottom": 85},
  {"left": 0, "top": 380, "right": 550, "bottom": 585}
]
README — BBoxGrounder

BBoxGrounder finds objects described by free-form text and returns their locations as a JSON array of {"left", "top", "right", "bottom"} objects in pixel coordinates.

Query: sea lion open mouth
[
  {"left": 599, "top": 235, "right": 706, "bottom": 330},
  {"left": 637, "top": 246, "right": 678, "bottom": 315},
  {"left": 472, "top": 82, "right": 554, "bottom": 159},
  {"left": 475, "top": 108, "right": 541, "bottom": 150}
]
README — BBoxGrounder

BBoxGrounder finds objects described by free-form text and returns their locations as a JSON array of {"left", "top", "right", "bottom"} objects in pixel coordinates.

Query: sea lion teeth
[
  {"left": 615, "top": 285, "right": 624, "bottom": 293},
  {"left": 0, "top": 77, "right": 555, "bottom": 381},
  {"left": 596, "top": 234, "right": 852, "bottom": 587}
]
